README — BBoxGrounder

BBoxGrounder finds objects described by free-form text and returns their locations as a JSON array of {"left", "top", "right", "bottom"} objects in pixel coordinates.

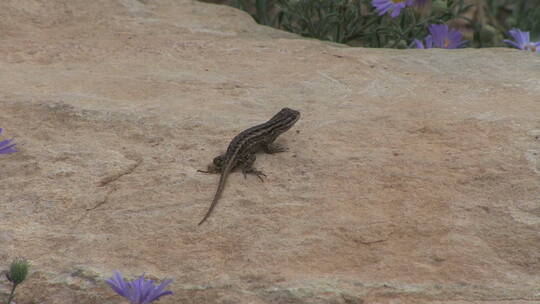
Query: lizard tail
[{"left": 198, "top": 161, "right": 232, "bottom": 225}]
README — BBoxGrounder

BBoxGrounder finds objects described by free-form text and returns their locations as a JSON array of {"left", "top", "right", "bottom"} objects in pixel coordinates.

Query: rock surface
[{"left": 1, "top": 0, "right": 540, "bottom": 303}]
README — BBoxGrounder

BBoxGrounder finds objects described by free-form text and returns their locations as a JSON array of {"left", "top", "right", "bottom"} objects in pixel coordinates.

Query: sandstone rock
[{"left": 0, "top": 0, "right": 539, "bottom": 303}]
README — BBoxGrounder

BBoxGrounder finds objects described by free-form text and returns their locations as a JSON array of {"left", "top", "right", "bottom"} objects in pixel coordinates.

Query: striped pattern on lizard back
[{"left": 197, "top": 107, "right": 301, "bottom": 225}]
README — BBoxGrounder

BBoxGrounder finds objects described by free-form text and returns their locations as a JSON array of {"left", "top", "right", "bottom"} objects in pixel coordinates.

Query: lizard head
[{"left": 269, "top": 107, "right": 300, "bottom": 133}]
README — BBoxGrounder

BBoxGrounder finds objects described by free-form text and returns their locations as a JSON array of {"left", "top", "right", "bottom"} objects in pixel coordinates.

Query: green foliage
[
  {"left": 230, "top": 0, "right": 540, "bottom": 49},
  {"left": 463, "top": 0, "right": 540, "bottom": 47},
  {"left": 234, "top": 0, "right": 473, "bottom": 47},
  {"left": 274, "top": 0, "right": 374, "bottom": 44},
  {"left": 514, "top": 3, "right": 540, "bottom": 38},
  {"left": 485, "top": 0, "right": 540, "bottom": 38},
  {"left": 370, "top": 0, "right": 472, "bottom": 48},
  {"left": 234, "top": 0, "right": 277, "bottom": 25}
]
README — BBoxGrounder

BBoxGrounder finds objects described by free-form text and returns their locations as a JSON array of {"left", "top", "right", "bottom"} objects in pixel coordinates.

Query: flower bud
[{"left": 8, "top": 258, "right": 29, "bottom": 286}]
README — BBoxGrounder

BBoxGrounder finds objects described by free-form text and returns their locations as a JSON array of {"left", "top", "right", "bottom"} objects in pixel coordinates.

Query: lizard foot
[{"left": 242, "top": 168, "right": 266, "bottom": 182}]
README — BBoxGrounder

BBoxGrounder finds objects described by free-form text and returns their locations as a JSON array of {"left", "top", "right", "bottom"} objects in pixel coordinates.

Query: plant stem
[{"left": 6, "top": 283, "right": 17, "bottom": 304}]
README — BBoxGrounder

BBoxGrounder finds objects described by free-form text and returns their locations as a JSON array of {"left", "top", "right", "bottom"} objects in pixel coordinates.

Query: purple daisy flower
[
  {"left": 106, "top": 271, "right": 173, "bottom": 304},
  {"left": 414, "top": 24, "right": 467, "bottom": 49},
  {"left": 0, "top": 128, "right": 17, "bottom": 154},
  {"left": 503, "top": 29, "right": 540, "bottom": 53},
  {"left": 372, "top": 0, "right": 414, "bottom": 18}
]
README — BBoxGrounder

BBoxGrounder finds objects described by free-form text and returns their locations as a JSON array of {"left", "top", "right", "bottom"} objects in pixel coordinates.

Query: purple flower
[
  {"left": 503, "top": 29, "right": 540, "bottom": 52},
  {"left": 372, "top": 0, "right": 414, "bottom": 18},
  {"left": 0, "top": 128, "right": 17, "bottom": 154},
  {"left": 414, "top": 24, "right": 467, "bottom": 49},
  {"left": 106, "top": 271, "right": 173, "bottom": 304}
]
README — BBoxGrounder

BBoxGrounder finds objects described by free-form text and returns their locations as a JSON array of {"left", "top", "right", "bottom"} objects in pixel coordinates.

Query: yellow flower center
[
  {"left": 444, "top": 38, "right": 450, "bottom": 48},
  {"left": 392, "top": 0, "right": 406, "bottom": 3}
]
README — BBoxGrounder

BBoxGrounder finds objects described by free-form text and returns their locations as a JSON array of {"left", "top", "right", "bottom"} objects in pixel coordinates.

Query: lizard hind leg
[
  {"left": 240, "top": 154, "right": 266, "bottom": 182},
  {"left": 263, "top": 143, "right": 288, "bottom": 154}
]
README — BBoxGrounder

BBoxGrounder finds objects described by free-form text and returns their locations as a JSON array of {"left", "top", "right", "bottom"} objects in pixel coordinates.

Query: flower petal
[
  {"left": 107, "top": 272, "right": 173, "bottom": 304},
  {"left": 429, "top": 24, "right": 447, "bottom": 48},
  {"left": 425, "top": 35, "right": 433, "bottom": 48},
  {"left": 372, "top": 0, "right": 393, "bottom": 16},
  {"left": 0, "top": 138, "right": 18, "bottom": 154},
  {"left": 372, "top": 0, "right": 410, "bottom": 18},
  {"left": 106, "top": 271, "right": 130, "bottom": 298},
  {"left": 506, "top": 29, "right": 531, "bottom": 50},
  {"left": 503, "top": 39, "right": 522, "bottom": 50}
]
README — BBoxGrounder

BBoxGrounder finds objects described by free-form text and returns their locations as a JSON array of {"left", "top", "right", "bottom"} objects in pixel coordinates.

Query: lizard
[{"left": 197, "top": 107, "right": 301, "bottom": 225}]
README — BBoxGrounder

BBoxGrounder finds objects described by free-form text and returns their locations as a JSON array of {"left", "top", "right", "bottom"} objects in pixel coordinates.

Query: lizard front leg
[
  {"left": 239, "top": 153, "right": 266, "bottom": 181},
  {"left": 262, "top": 143, "right": 288, "bottom": 154}
]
